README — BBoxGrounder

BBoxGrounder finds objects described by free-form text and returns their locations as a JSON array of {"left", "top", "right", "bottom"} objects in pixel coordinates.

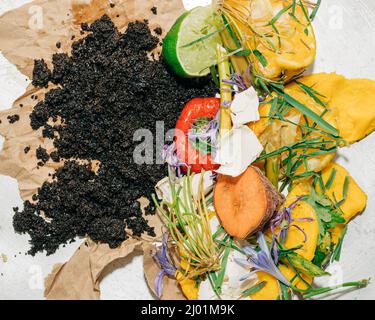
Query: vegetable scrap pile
[
  {"left": 2, "top": 0, "right": 375, "bottom": 301},
  {"left": 12, "top": 15, "right": 216, "bottom": 255},
  {"left": 150, "top": 0, "right": 375, "bottom": 300}
]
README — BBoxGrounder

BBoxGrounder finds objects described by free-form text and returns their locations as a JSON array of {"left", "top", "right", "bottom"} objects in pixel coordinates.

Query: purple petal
[
  {"left": 242, "top": 246, "right": 257, "bottom": 256},
  {"left": 269, "top": 265, "right": 291, "bottom": 286},
  {"left": 257, "top": 233, "right": 272, "bottom": 260},
  {"left": 289, "top": 196, "right": 303, "bottom": 210},
  {"left": 221, "top": 100, "right": 232, "bottom": 108},
  {"left": 239, "top": 270, "right": 256, "bottom": 281},
  {"left": 222, "top": 79, "right": 237, "bottom": 86},
  {"left": 272, "top": 239, "right": 279, "bottom": 264},
  {"left": 154, "top": 270, "right": 166, "bottom": 298},
  {"left": 234, "top": 258, "right": 252, "bottom": 268},
  {"left": 290, "top": 224, "right": 308, "bottom": 243},
  {"left": 292, "top": 217, "right": 314, "bottom": 222},
  {"left": 241, "top": 233, "right": 291, "bottom": 286}
]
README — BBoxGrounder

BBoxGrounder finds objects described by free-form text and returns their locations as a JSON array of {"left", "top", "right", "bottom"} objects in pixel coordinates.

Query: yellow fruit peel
[
  {"left": 317, "top": 162, "right": 367, "bottom": 244},
  {"left": 221, "top": 0, "right": 316, "bottom": 81}
]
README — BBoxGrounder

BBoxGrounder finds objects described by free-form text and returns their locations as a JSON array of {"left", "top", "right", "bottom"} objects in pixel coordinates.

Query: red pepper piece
[{"left": 174, "top": 97, "right": 221, "bottom": 173}]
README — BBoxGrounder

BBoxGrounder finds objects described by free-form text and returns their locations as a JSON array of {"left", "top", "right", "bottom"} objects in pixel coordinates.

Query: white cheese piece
[
  {"left": 214, "top": 126, "right": 263, "bottom": 177},
  {"left": 231, "top": 87, "right": 260, "bottom": 128}
]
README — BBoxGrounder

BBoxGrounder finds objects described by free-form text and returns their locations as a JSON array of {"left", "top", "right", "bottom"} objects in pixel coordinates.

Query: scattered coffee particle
[
  {"left": 71, "top": 35, "right": 76, "bottom": 40},
  {"left": 42, "top": 125, "right": 55, "bottom": 139},
  {"left": 50, "top": 151, "right": 60, "bottom": 162},
  {"left": 14, "top": 15, "right": 217, "bottom": 255},
  {"left": 24, "top": 146, "right": 31, "bottom": 154},
  {"left": 56, "top": 42, "right": 61, "bottom": 49},
  {"left": 36, "top": 146, "right": 50, "bottom": 163},
  {"left": 151, "top": 6, "right": 157, "bottom": 15},
  {"left": 32, "top": 59, "right": 51, "bottom": 88},
  {"left": 110, "top": 3, "right": 115, "bottom": 8},
  {"left": 19, "top": 104, "right": 24, "bottom": 108},
  {"left": 154, "top": 27, "right": 162, "bottom": 35},
  {"left": 7, "top": 114, "right": 20, "bottom": 124}
]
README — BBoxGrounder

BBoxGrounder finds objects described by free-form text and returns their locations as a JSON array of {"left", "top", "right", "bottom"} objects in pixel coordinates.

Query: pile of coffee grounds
[{"left": 13, "top": 15, "right": 216, "bottom": 255}]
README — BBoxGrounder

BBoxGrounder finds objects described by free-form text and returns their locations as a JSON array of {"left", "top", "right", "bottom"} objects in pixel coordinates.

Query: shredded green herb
[
  {"left": 296, "top": 80, "right": 327, "bottom": 108},
  {"left": 242, "top": 281, "right": 267, "bottom": 297},
  {"left": 310, "top": 0, "right": 322, "bottom": 21},
  {"left": 253, "top": 49, "right": 268, "bottom": 67},
  {"left": 325, "top": 168, "right": 337, "bottom": 189},
  {"left": 331, "top": 225, "right": 348, "bottom": 262}
]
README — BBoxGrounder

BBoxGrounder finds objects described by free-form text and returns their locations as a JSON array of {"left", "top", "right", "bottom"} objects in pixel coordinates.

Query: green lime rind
[
  {"left": 162, "top": 11, "right": 190, "bottom": 78},
  {"left": 162, "top": 7, "right": 223, "bottom": 78}
]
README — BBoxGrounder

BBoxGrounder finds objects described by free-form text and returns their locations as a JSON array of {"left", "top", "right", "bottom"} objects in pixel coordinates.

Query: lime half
[{"left": 163, "top": 6, "right": 223, "bottom": 78}]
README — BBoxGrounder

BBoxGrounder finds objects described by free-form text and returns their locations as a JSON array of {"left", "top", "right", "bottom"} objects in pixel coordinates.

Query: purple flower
[
  {"left": 162, "top": 143, "right": 187, "bottom": 177},
  {"left": 235, "top": 232, "right": 290, "bottom": 286},
  {"left": 222, "top": 72, "right": 248, "bottom": 93},
  {"left": 270, "top": 197, "right": 313, "bottom": 263},
  {"left": 232, "top": 72, "right": 248, "bottom": 91},
  {"left": 152, "top": 234, "right": 177, "bottom": 298},
  {"left": 187, "top": 113, "right": 220, "bottom": 156}
]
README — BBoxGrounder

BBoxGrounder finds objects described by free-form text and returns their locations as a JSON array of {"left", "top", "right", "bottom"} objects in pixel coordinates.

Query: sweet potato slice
[{"left": 214, "top": 166, "right": 284, "bottom": 239}]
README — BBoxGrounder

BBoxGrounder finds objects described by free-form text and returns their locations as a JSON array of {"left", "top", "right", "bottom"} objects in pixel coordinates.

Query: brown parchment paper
[
  {"left": 0, "top": 0, "right": 185, "bottom": 300},
  {"left": 143, "top": 242, "right": 186, "bottom": 300}
]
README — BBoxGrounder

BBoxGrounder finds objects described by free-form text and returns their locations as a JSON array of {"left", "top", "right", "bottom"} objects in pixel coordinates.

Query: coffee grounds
[
  {"left": 154, "top": 27, "right": 162, "bottom": 35},
  {"left": 36, "top": 146, "right": 50, "bottom": 164},
  {"left": 32, "top": 59, "right": 51, "bottom": 88},
  {"left": 13, "top": 15, "right": 217, "bottom": 255},
  {"left": 7, "top": 114, "right": 20, "bottom": 124}
]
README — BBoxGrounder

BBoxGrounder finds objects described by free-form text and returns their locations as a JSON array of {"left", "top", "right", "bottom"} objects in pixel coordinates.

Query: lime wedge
[{"left": 163, "top": 6, "right": 223, "bottom": 78}]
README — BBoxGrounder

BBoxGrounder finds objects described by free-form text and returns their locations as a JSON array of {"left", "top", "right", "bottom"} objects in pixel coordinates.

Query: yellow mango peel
[
  {"left": 250, "top": 265, "right": 312, "bottom": 300},
  {"left": 317, "top": 162, "right": 367, "bottom": 243},
  {"left": 295, "top": 73, "right": 375, "bottom": 144},
  {"left": 220, "top": 0, "right": 316, "bottom": 81},
  {"left": 251, "top": 72, "right": 375, "bottom": 180},
  {"left": 176, "top": 271, "right": 199, "bottom": 300}
]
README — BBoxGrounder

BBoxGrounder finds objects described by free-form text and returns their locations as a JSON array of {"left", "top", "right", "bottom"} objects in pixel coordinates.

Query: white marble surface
[{"left": 0, "top": 0, "right": 375, "bottom": 300}]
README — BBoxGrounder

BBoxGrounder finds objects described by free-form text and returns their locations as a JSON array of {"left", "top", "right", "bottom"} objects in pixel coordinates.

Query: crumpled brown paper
[{"left": 0, "top": 0, "right": 185, "bottom": 300}]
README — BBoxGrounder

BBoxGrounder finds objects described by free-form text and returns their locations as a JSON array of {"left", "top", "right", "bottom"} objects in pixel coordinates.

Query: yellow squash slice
[{"left": 220, "top": 0, "right": 316, "bottom": 81}]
